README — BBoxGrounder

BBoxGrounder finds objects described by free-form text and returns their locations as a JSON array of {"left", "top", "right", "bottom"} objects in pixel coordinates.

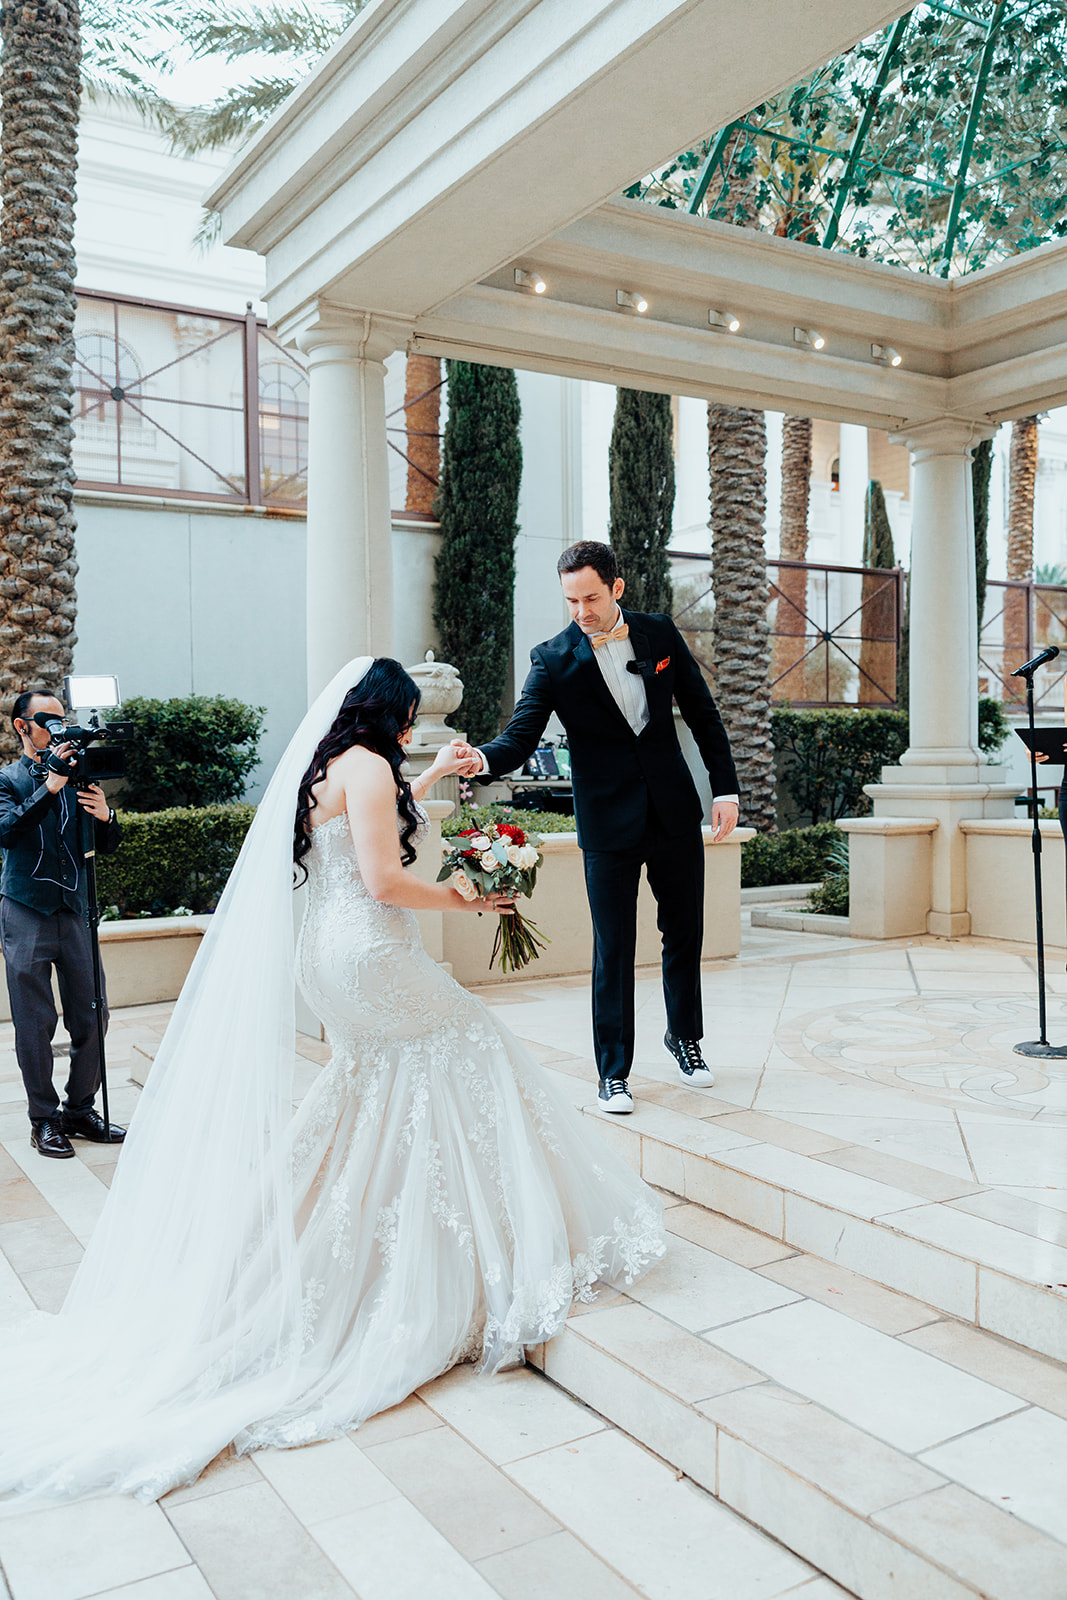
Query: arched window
[
  {"left": 74, "top": 333, "right": 141, "bottom": 426},
  {"left": 259, "top": 362, "right": 308, "bottom": 486}
]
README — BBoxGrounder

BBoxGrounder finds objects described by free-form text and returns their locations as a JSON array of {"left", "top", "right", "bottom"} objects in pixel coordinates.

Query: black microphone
[
  {"left": 1012, "top": 646, "right": 1060, "bottom": 678},
  {"left": 626, "top": 659, "right": 656, "bottom": 678},
  {"left": 32, "top": 711, "right": 67, "bottom": 738}
]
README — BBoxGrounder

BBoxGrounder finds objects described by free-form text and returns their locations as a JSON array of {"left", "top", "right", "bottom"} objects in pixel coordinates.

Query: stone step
[
  {"left": 582, "top": 1097, "right": 1067, "bottom": 1367},
  {"left": 530, "top": 1200, "right": 1067, "bottom": 1600}
]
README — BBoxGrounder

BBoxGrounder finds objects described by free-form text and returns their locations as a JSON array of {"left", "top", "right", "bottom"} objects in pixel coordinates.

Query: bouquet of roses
[{"left": 438, "top": 820, "right": 550, "bottom": 972}]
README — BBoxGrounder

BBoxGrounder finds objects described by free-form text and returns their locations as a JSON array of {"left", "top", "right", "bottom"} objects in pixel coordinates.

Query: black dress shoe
[
  {"left": 30, "top": 1120, "right": 75, "bottom": 1158},
  {"left": 664, "top": 1031, "right": 715, "bottom": 1086},
  {"left": 60, "top": 1106, "right": 126, "bottom": 1143}
]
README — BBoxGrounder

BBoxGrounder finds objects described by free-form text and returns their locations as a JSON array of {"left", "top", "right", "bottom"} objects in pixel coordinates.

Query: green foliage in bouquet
[{"left": 438, "top": 818, "right": 549, "bottom": 971}]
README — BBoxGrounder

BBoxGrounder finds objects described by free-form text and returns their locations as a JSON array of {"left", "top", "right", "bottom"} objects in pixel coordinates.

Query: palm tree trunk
[
  {"left": 0, "top": 0, "right": 81, "bottom": 752},
  {"left": 708, "top": 405, "right": 776, "bottom": 830},
  {"left": 1004, "top": 415, "right": 1039, "bottom": 683},
  {"left": 403, "top": 352, "right": 442, "bottom": 516},
  {"left": 772, "top": 414, "right": 812, "bottom": 701}
]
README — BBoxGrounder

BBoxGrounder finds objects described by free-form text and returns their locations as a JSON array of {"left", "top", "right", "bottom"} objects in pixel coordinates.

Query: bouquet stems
[{"left": 490, "top": 908, "right": 551, "bottom": 973}]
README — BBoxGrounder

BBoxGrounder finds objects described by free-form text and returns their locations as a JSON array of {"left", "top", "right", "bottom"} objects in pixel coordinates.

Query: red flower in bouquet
[{"left": 438, "top": 819, "right": 550, "bottom": 972}]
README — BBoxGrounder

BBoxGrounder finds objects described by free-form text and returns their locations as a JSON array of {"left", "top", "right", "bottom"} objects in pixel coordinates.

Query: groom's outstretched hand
[
  {"left": 711, "top": 800, "right": 739, "bottom": 842},
  {"left": 449, "top": 739, "right": 483, "bottom": 778}
]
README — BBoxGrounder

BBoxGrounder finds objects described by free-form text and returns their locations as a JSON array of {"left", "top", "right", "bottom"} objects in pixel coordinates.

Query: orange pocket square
[{"left": 655, "top": 657, "right": 670, "bottom": 674}]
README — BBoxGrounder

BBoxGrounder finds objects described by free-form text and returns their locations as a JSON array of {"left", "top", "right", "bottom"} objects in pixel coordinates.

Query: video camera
[{"left": 33, "top": 673, "right": 133, "bottom": 788}]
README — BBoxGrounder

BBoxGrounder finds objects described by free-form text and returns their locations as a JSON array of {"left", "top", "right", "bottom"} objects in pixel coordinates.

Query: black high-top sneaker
[{"left": 664, "top": 1032, "right": 714, "bottom": 1087}]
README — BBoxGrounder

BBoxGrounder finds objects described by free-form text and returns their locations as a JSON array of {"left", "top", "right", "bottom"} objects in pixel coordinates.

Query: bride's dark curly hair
[{"left": 293, "top": 658, "right": 422, "bottom": 886}]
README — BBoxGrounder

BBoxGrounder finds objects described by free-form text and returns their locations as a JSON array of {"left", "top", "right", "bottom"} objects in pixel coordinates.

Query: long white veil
[{"left": 0, "top": 655, "right": 374, "bottom": 1507}]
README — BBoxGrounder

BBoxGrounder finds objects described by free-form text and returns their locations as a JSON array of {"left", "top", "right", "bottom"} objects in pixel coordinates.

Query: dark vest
[{"left": 0, "top": 755, "right": 121, "bottom": 915}]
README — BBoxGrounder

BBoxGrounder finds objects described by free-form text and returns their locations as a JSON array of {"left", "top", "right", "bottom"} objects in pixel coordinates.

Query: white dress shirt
[{"left": 475, "top": 605, "right": 739, "bottom": 804}]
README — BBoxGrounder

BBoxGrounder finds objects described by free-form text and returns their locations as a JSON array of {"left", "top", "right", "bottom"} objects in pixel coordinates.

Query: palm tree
[
  {"left": 0, "top": 1, "right": 176, "bottom": 752},
  {"left": 1004, "top": 415, "right": 1040, "bottom": 683},
  {"left": 772, "top": 415, "right": 813, "bottom": 700},
  {"left": 707, "top": 406, "right": 775, "bottom": 829},
  {"left": 704, "top": 140, "right": 777, "bottom": 831},
  {"left": 0, "top": 0, "right": 83, "bottom": 747}
]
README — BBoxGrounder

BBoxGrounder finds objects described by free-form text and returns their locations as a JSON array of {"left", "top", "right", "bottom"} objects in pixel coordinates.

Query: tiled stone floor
[{"left": 0, "top": 917, "right": 1065, "bottom": 1597}]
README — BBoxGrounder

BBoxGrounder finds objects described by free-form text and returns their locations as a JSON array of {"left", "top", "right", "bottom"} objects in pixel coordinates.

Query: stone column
[
  {"left": 861, "top": 418, "right": 1016, "bottom": 938},
  {"left": 837, "top": 421, "right": 868, "bottom": 559},
  {"left": 298, "top": 316, "right": 406, "bottom": 700}
]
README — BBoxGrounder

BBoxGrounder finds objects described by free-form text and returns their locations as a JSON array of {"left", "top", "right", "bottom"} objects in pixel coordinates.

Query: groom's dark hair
[{"left": 557, "top": 541, "right": 618, "bottom": 587}]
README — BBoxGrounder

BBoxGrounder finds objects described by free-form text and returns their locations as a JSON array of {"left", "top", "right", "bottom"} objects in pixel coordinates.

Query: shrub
[
  {"left": 774, "top": 699, "right": 1010, "bottom": 825},
  {"left": 806, "top": 832, "right": 849, "bottom": 916},
  {"left": 773, "top": 709, "right": 908, "bottom": 825},
  {"left": 443, "top": 804, "right": 578, "bottom": 838},
  {"left": 740, "top": 823, "right": 840, "bottom": 888},
  {"left": 110, "top": 696, "right": 265, "bottom": 811},
  {"left": 97, "top": 805, "right": 256, "bottom": 916}
]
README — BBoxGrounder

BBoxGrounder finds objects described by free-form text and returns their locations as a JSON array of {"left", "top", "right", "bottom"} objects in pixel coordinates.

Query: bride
[{"left": 0, "top": 655, "right": 665, "bottom": 1508}]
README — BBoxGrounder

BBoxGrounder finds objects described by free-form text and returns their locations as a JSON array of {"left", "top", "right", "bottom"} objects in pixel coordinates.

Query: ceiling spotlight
[
  {"left": 794, "top": 326, "right": 826, "bottom": 351},
  {"left": 708, "top": 309, "right": 741, "bottom": 333},
  {"left": 617, "top": 289, "right": 648, "bottom": 314},
  {"left": 514, "top": 268, "right": 546, "bottom": 294},
  {"left": 871, "top": 342, "right": 902, "bottom": 367}
]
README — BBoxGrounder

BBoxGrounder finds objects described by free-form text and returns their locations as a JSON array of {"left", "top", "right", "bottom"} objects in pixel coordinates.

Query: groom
[{"left": 455, "top": 541, "right": 739, "bottom": 1114}]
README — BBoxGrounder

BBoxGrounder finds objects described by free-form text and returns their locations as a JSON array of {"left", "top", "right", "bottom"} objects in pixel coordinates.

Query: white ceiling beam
[{"left": 209, "top": 0, "right": 912, "bottom": 328}]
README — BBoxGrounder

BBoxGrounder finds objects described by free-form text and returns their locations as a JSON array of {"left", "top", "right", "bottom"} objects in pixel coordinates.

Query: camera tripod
[{"left": 77, "top": 796, "right": 113, "bottom": 1129}]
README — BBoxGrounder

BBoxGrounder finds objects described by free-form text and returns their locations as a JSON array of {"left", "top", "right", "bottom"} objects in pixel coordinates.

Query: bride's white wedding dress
[
  {"left": 243, "top": 808, "right": 665, "bottom": 1448},
  {"left": 0, "top": 655, "right": 665, "bottom": 1511}
]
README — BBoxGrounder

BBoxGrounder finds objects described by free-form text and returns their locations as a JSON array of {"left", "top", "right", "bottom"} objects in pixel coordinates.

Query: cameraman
[{"left": 0, "top": 690, "right": 125, "bottom": 1158}]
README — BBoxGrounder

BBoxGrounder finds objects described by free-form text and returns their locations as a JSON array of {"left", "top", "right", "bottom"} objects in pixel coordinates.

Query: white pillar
[
  {"left": 863, "top": 418, "right": 1015, "bottom": 939},
  {"left": 298, "top": 316, "right": 405, "bottom": 700},
  {"left": 899, "top": 420, "right": 982, "bottom": 770},
  {"left": 837, "top": 422, "right": 868, "bottom": 562}
]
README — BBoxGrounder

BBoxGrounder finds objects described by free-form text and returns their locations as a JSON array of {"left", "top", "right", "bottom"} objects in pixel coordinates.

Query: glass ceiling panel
[{"left": 624, "top": 0, "right": 1067, "bottom": 277}]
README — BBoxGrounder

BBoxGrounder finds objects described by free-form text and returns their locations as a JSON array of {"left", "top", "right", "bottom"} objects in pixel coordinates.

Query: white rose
[
  {"left": 506, "top": 844, "right": 523, "bottom": 867},
  {"left": 450, "top": 869, "right": 479, "bottom": 902},
  {"left": 517, "top": 845, "right": 540, "bottom": 870},
  {"left": 480, "top": 849, "right": 500, "bottom": 872},
  {"left": 469, "top": 834, "right": 491, "bottom": 851}
]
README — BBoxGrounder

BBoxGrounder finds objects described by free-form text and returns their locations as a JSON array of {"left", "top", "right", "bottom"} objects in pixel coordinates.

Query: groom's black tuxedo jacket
[{"left": 479, "top": 611, "right": 738, "bottom": 850}]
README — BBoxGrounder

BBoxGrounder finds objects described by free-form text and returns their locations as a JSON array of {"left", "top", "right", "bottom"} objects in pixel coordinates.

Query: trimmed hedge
[
  {"left": 774, "top": 700, "right": 1010, "bottom": 826},
  {"left": 109, "top": 696, "right": 265, "bottom": 811},
  {"left": 443, "top": 804, "right": 580, "bottom": 838},
  {"left": 740, "top": 823, "right": 840, "bottom": 888},
  {"left": 97, "top": 805, "right": 256, "bottom": 917}
]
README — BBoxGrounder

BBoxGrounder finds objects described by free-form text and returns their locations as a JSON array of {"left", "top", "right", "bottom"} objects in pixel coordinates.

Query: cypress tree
[
  {"left": 432, "top": 361, "right": 522, "bottom": 745},
  {"left": 862, "top": 479, "right": 895, "bottom": 570},
  {"left": 971, "top": 433, "right": 994, "bottom": 641},
  {"left": 858, "top": 480, "right": 897, "bottom": 705},
  {"left": 608, "top": 388, "right": 675, "bottom": 614}
]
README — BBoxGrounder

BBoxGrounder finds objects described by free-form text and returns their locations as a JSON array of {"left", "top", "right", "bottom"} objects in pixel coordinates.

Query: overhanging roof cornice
[{"left": 209, "top": 0, "right": 911, "bottom": 326}]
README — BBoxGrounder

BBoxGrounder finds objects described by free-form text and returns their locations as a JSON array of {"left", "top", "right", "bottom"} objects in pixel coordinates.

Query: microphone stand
[{"left": 1014, "top": 661, "right": 1067, "bottom": 1058}]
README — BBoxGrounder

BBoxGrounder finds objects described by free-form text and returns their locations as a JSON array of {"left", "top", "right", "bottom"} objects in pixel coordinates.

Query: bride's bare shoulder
[{"left": 332, "top": 745, "right": 395, "bottom": 794}]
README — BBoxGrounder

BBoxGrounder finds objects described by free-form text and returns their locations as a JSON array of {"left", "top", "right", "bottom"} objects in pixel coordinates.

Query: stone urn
[{"left": 404, "top": 652, "right": 464, "bottom": 807}]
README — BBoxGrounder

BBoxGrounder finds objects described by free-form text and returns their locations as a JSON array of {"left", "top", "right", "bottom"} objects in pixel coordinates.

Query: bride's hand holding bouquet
[{"left": 438, "top": 819, "right": 550, "bottom": 972}]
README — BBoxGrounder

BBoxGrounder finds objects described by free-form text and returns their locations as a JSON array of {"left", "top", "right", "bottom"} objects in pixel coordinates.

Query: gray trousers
[{"left": 0, "top": 897, "right": 108, "bottom": 1123}]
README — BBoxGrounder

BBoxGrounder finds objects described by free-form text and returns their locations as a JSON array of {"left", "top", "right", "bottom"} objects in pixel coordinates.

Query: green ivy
[{"left": 443, "top": 804, "right": 578, "bottom": 838}]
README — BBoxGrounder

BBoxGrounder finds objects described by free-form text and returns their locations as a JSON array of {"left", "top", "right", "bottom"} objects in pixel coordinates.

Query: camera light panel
[{"left": 65, "top": 674, "right": 121, "bottom": 711}]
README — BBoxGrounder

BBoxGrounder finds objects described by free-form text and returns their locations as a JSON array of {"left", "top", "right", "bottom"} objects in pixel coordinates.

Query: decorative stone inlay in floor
[{"left": 777, "top": 994, "right": 1067, "bottom": 1116}]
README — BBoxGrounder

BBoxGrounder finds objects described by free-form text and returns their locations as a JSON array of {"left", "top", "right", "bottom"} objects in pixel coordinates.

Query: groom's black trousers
[{"left": 582, "top": 813, "right": 704, "bottom": 1083}]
